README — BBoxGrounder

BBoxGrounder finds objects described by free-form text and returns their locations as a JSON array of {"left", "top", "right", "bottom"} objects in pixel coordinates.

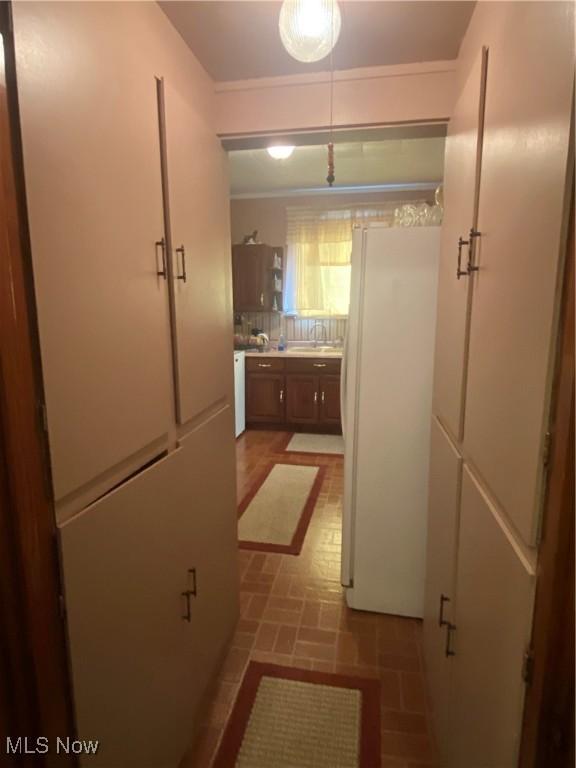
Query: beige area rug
[
  {"left": 213, "top": 662, "right": 381, "bottom": 768},
  {"left": 284, "top": 433, "right": 344, "bottom": 455},
  {"left": 238, "top": 463, "right": 324, "bottom": 555}
]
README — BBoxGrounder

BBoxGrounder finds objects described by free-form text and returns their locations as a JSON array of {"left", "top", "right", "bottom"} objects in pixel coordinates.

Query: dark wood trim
[
  {"left": 213, "top": 661, "right": 382, "bottom": 768},
  {"left": 0, "top": 5, "right": 75, "bottom": 764},
  {"left": 519, "top": 183, "right": 575, "bottom": 768}
]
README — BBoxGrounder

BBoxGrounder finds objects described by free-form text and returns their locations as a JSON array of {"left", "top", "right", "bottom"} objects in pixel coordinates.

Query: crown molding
[{"left": 215, "top": 60, "right": 458, "bottom": 94}]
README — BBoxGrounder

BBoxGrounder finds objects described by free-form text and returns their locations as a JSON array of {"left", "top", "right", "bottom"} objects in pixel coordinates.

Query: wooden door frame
[
  {"left": 0, "top": 5, "right": 74, "bottom": 765},
  {"left": 519, "top": 180, "right": 575, "bottom": 767}
]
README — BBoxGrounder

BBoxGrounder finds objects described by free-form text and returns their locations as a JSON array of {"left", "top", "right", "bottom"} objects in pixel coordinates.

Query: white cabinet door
[
  {"left": 177, "top": 406, "right": 239, "bottom": 719},
  {"left": 162, "top": 79, "right": 234, "bottom": 428},
  {"left": 60, "top": 451, "right": 196, "bottom": 768},
  {"left": 450, "top": 467, "right": 534, "bottom": 768},
  {"left": 13, "top": 3, "right": 173, "bottom": 506},
  {"left": 422, "top": 417, "right": 462, "bottom": 764},
  {"left": 432, "top": 48, "right": 487, "bottom": 442},
  {"left": 462, "top": 3, "right": 573, "bottom": 544}
]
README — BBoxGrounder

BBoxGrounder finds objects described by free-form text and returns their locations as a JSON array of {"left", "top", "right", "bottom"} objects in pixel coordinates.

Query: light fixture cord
[{"left": 327, "top": 0, "right": 336, "bottom": 187}]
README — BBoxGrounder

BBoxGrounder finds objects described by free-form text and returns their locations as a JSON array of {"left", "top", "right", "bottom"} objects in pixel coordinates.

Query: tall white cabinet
[
  {"left": 12, "top": 3, "right": 239, "bottom": 767},
  {"left": 424, "top": 4, "right": 573, "bottom": 766}
]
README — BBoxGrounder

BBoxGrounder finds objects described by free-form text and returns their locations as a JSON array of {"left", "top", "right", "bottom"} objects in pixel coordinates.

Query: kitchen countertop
[{"left": 244, "top": 348, "right": 343, "bottom": 359}]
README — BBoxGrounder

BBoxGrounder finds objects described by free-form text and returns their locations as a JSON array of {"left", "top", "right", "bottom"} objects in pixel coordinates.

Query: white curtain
[{"left": 284, "top": 204, "right": 399, "bottom": 317}]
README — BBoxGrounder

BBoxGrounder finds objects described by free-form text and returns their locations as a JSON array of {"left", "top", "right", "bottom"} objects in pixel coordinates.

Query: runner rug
[
  {"left": 213, "top": 662, "right": 381, "bottom": 768},
  {"left": 237, "top": 462, "right": 324, "bottom": 555},
  {"left": 282, "top": 432, "right": 344, "bottom": 455}
]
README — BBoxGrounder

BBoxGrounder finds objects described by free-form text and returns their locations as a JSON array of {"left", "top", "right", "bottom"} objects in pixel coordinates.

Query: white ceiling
[
  {"left": 229, "top": 137, "right": 445, "bottom": 196},
  {"left": 160, "top": 1, "right": 475, "bottom": 82}
]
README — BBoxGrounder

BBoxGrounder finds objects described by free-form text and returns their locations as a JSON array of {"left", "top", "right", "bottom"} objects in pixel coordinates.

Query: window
[{"left": 283, "top": 205, "right": 397, "bottom": 317}]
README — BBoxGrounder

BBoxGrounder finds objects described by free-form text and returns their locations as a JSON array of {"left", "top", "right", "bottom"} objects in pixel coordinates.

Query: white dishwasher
[{"left": 233, "top": 351, "right": 246, "bottom": 437}]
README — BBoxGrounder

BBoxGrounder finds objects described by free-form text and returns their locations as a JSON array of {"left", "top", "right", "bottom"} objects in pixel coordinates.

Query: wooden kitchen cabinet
[
  {"left": 245, "top": 356, "right": 341, "bottom": 432},
  {"left": 320, "top": 375, "right": 341, "bottom": 425},
  {"left": 286, "top": 375, "right": 319, "bottom": 424},
  {"left": 246, "top": 372, "right": 285, "bottom": 423},
  {"left": 232, "top": 244, "right": 283, "bottom": 312}
]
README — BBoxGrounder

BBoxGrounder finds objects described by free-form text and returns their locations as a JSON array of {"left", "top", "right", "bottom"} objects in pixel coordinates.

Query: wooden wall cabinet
[
  {"left": 245, "top": 356, "right": 341, "bottom": 432},
  {"left": 232, "top": 244, "right": 283, "bottom": 312},
  {"left": 424, "top": 5, "right": 573, "bottom": 766}
]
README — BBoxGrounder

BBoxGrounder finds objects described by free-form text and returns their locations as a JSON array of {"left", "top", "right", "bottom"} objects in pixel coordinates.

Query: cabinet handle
[
  {"left": 321, "top": 391, "right": 325, "bottom": 403},
  {"left": 258, "top": 363, "right": 272, "bottom": 368},
  {"left": 279, "top": 389, "right": 284, "bottom": 403},
  {"left": 457, "top": 236, "right": 469, "bottom": 279},
  {"left": 313, "top": 362, "right": 327, "bottom": 368},
  {"left": 155, "top": 238, "right": 167, "bottom": 279},
  {"left": 260, "top": 292, "right": 264, "bottom": 306},
  {"left": 176, "top": 245, "right": 187, "bottom": 282},
  {"left": 445, "top": 623, "right": 456, "bottom": 657},
  {"left": 438, "top": 594, "right": 450, "bottom": 627},
  {"left": 188, "top": 567, "right": 197, "bottom": 597},
  {"left": 181, "top": 591, "right": 194, "bottom": 622},
  {"left": 467, "top": 228, "right": 481, "bottom": 274},
  {"left": 457, "top": 229, "right": 481, "bottom": 280},
  {"left": 314, "top": 391, "right": 318, "bottom": 403},
  {"left": 181, "top": 568, "right": 197, "bottom": 622}
]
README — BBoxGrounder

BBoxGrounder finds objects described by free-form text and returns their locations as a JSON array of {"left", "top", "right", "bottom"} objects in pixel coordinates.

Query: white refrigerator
[{"left": 341, "top": 224, "right": 440, "bottom": 618}]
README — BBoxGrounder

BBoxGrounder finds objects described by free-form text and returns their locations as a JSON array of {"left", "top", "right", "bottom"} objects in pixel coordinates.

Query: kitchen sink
[{"left": 286, "top": 346, "right": 342, "bottom": 355}]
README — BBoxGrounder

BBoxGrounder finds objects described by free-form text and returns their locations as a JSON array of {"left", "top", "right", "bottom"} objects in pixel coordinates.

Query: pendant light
[
  {"left": 279, "top": 0, "right": 342, "bottom": 63},
  {"left": 267, "top": 145, "right": 295, "bottom": 159}
]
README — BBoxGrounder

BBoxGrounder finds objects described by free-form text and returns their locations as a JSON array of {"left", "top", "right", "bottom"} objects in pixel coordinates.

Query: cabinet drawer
[
  {"left": 246, "top": 357, "right": 285, "bottom": 373},
  {"left": 286, "top": 357, "right": 341, "bottom": 375}
]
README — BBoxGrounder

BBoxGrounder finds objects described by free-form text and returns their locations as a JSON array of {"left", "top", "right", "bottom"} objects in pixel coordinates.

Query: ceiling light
[
  {"left": 279, "top": 0, "right": 342, "bottom": 63},
  {"left": 267, "top": 145, "right": 295, "bottom": 160}
]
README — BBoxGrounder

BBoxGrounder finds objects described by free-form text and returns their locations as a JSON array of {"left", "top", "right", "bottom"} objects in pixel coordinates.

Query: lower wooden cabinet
[
  {"left": 245, "top": 356, "right": 341, "bottom": 432},
  {"left": 320, "top": 375, "right": 342, "bottom": 425},
  {"left": 246, "top": 372, "right": 285, "bottom": 423},
  {"left": 59, "top": 407, "right": 238, "bottom": 768},
  {"left": 423, "top": 422, "right": 535, "bottom": 768},
  {"left": 286, "top": 375, "right": 319, "bottom": 424}
]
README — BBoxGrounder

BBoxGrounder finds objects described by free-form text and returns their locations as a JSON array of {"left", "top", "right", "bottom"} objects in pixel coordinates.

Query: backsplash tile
[{"left": 237, "top": 312, "right": 347, "bottom": 343}]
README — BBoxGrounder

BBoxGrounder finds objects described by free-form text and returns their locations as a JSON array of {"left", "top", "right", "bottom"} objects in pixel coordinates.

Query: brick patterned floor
[{"left": 186, "top": 430, "right": 438, "bottom": 768}]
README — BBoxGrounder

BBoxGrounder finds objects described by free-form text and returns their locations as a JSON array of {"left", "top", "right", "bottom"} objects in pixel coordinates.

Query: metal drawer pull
[
  {"left": 260, "top": 292, "right": 264, "bottom": 306},
  {"left": 314, "top": 391, "right": 318, "bottom": 403},
  {"left": 467, "top": 228, "right": 481, "bottom": 274},
  {"left": 445, "top": 623, "right": 456, "bottom": 657},
  {"left": 457, "top": 236, "right": 469, "bottom": 279},
  {"left": 176, "top": 245, "right": 187, "bottom": 282},
  {"left": 279, "top": 389, "right": 284, "bottom": 403},
  {"left": 181, "top": 591, "right": 192, "bottom": 622},
  {"left": 258, "top": 363, "right": 272, "bottom": 368},
  {"left": 155, "top": 238, "right": 167, "bottom": 279},
  {"left": 313, "top": 362, "right": 327, "bottom": 368},
  {"left": 438, "top": 593, "right": 450, "bottom": 627},
  {"left": 321, "top": 391, "right": 325, "bottom": 403},
  {"left": 457, "top": 229, "right": 481, "bottom": 280},
  {"left": 181, "top": 568, "right": 197, "bottom": 622},
  {"left": 188, "top": 567, "right": 197, "bottom": 597}
]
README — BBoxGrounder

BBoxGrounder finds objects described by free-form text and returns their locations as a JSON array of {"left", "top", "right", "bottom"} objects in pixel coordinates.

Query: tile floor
[{"left": 188, "top": 430, "right": 438, "bottom": 768}]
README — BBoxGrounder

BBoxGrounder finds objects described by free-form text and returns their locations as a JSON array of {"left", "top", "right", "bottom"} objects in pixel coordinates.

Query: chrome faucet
[{"left": 309, "top": 321, "right": 328, "bottom": 347}]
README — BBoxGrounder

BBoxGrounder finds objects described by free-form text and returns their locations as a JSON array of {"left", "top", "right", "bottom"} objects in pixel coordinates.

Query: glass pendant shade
[
  {"left": 267, "top": 145, "right": 295, "bottom": 159},
  {"left": 279, "top": 0, "right": 342, "bottom": 63}
]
